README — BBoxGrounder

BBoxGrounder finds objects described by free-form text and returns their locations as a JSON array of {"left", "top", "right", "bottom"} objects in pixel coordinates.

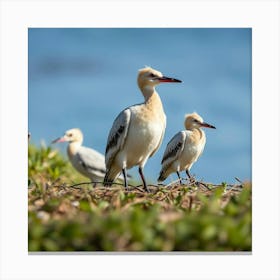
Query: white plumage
[
  {"left": 104, "top": 67, "right": 182, "bottom": 192},
  {"left": 158, "top": 112, "right": 216, "bottom": 183}
]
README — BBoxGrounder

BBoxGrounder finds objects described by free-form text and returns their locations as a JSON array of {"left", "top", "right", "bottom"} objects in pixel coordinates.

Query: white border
[{"left": 1, "top": 0, "right": 279, "bottom": 279}]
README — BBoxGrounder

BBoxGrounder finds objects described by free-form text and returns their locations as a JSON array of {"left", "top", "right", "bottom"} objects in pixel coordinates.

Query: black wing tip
[
  {"left": 104, "top": 171, "right": 114, "bottom": 186},
  {"left": 157, "top": 171, "right": 166, "bottom": 182}
]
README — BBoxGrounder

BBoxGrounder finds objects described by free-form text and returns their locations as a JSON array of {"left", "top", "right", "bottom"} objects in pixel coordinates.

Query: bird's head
[
  {"left": 184, "top": 112, "right": 216, "bottom": 130},
  {"left": 137, "top": 66, "right": 182, "bottom": 91},
  {"left": 52, "top": 128, "right": 83, "bottom": 144}
]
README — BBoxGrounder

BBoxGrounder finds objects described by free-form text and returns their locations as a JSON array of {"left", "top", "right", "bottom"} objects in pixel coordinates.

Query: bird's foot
[
  {"left": 188, "top": 176, "right": 197, "bottom": 186},
  {"left": 144, "top": 185, "right": 150, "bottom": 193}
]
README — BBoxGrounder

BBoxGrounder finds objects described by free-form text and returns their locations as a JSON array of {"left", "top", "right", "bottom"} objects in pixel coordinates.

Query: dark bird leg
[
  {"left": 186, "top": 169, "right": 195, "bottom": 184},
  {"left": 176, "top": 171, "right": 182, "bottom": 185},
  {"left": 186, "top": 169, "right": 192, "bottom": 179},
  {"left": 139, "top": 167, "right": 150, "bottom": 192},
  {"left": 122, "top": 168, "right": 128, "bottom": 190}
]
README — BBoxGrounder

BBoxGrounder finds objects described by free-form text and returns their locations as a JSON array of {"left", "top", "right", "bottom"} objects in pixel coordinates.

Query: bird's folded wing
[
  {"left": 76, "top": 147, "right": 106, "bottom": 175},
  {"left": 105, "top": 108, "right": 131, "bottom": 168},
  {"left": 161, "top": 131, "right": 187, "bottom": 167}
]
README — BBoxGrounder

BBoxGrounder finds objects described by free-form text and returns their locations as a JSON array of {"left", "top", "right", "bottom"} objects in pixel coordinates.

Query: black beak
[
  {"left": 201, "top": 122, "right": 216, "bottom": 129},
  {"left": 157, "top": 76, "right": 182, "bottom": 83}
]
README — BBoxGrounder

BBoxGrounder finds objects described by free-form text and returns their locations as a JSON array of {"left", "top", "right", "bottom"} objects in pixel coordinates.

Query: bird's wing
[
  {"left": 76, "top": 146, "right": 107, "bottom": 177},
  {"left": 105, "top": 108, "right": 131, "bottom": 168},
  {"left": 161, "top": 131, "right": 187, "bottom": 168}
]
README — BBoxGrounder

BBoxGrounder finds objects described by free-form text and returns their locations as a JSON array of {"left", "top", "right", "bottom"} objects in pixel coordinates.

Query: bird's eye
[
  {"left": 68, "top": 133, "right": 73, "bottom": 137},
  {"left": 150, "top": 73, "right": 156, "bottom": 78}
]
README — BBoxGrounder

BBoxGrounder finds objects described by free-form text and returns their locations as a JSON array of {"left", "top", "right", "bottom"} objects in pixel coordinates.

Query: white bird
[
  {"left": 104, "top": 67, "right": 182, "bottom": 192},
  {"left": 52, "top": 128, "right": 128, "bottom": 184},
  {"left": 158, "top": 112, "right": 216, "bottom": 183}
]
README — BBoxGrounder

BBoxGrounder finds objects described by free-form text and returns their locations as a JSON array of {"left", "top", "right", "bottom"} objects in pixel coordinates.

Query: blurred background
[{"left": 28, "top": 28, "right": 251, "bottom": 184}]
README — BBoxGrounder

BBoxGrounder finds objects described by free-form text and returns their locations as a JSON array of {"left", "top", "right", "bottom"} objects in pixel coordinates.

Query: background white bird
[
  {"left": 52, "top": 128, "right": 129, "bottom": 184},
  {"left": 158, "top": 112, "right": 216, "bottom": 184},
  {"left": 104, "top": 67, "right": 182, "bottom": 192}
]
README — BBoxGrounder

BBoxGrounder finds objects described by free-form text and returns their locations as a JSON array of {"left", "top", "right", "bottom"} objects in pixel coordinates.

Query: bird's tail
[
  {"left": 157, "top": 168, "right": 167, "bottom": 182},
  {"left": 104, "top": 172, "right": 114, "bottom": 186},
  {"left": 104, "top": 167, "right": 120, "bottom": 186}
]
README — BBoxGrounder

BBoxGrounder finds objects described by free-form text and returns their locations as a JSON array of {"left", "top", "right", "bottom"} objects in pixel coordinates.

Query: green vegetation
[{"left": 28, "top": 144, "right": 251, "bottom": 252}]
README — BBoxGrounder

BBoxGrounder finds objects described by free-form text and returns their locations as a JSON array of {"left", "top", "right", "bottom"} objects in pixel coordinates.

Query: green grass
[{"left": 28, "top": 143, "right": 252, "bottom": 252}]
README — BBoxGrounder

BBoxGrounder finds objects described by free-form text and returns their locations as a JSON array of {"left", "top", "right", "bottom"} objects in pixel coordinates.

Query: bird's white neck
[
  {"left": 189, "top": 128, "right": 205, "bottom": 144},
  {"left": 139, "top": 85, "right": 163, "bottom": 109},
  {"left": 67, "top": 142, "right": 82, "bottom": 158},
  {"left": 140, "top": 85, "right": 156, "bottom": 101}
]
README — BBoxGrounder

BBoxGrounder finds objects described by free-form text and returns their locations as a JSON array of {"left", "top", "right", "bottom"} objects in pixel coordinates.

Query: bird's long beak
[
  {"left": 52, "top": 136, "right": 66, "bottom": 144},
  {"left": 201, "top": 122, "right": 216, "bottom": 129},
  {"left": 157, "top": 76, "right": 182, "bottom": 83}
]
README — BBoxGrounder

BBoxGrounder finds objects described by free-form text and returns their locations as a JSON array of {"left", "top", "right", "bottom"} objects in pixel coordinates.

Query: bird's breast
[
  {"left": 67, "top": 143, "right": 79, "bottom": 159},
  {"left": 120, "top": 107, "right": 165, "bottom": 167},
  {"left": 179, "top": 135, "right": 206, "bottom": 170},
  {"left": 133, "top": 105, "right": 165, "bottom": 138}
]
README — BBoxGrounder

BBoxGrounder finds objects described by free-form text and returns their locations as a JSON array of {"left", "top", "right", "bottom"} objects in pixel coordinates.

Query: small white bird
[
  {"left": 104, "top": 67, "right": 182, "bottom": 192},
  {"left": 52, "top": 128, "right": 128, "bottom": 184},
  {"left": 158, "top": 112, "right": 216, "bottom": 183}
]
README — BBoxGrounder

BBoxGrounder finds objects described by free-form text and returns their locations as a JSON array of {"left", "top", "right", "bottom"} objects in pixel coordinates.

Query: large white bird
[
  {"left": 158, "top": 112, "right": 216, "bottom": 183},
  {"left": 52, "top": 128, "right": 127, "bottom": 184},
  {"left": 104, "top": 67, "right": 182, "bottom": 192}
]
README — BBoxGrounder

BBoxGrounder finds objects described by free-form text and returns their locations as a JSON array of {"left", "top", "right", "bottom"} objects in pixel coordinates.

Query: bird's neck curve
[
  {"left": 190, "top": 128, "right": 205, "bottom": 142},
  {"left": 140, "top": 85, "right": 163, "bottom": 110},
  {"left": 67, "top": 141, "right": 82, "bottom": 158}
]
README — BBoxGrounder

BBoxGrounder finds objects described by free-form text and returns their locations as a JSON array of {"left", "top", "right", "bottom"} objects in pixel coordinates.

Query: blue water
[{"left": 28, "top": 28, "right": 251, "bottom": 184}]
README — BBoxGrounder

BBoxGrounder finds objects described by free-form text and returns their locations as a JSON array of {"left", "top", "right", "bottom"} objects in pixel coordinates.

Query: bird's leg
[
  {"left": 122, "top": 168, "right": 128, "bottom": 190},
  {"left": 186, "top": 169, "right": 191, "bottom": 179},
  {"left": 186, "top": 169, "right": 195, "bottom": 184},
  {"left": 139, "top": 167, "right": 150, "bottom": 193},
  {"left": 176, "top": 171, "right": 182, "bottom": 185}
]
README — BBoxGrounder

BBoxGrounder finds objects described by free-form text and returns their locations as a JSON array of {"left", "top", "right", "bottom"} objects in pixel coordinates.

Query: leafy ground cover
[{"left": 28, "top": 144, "right": 252, "bottom": 252}]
